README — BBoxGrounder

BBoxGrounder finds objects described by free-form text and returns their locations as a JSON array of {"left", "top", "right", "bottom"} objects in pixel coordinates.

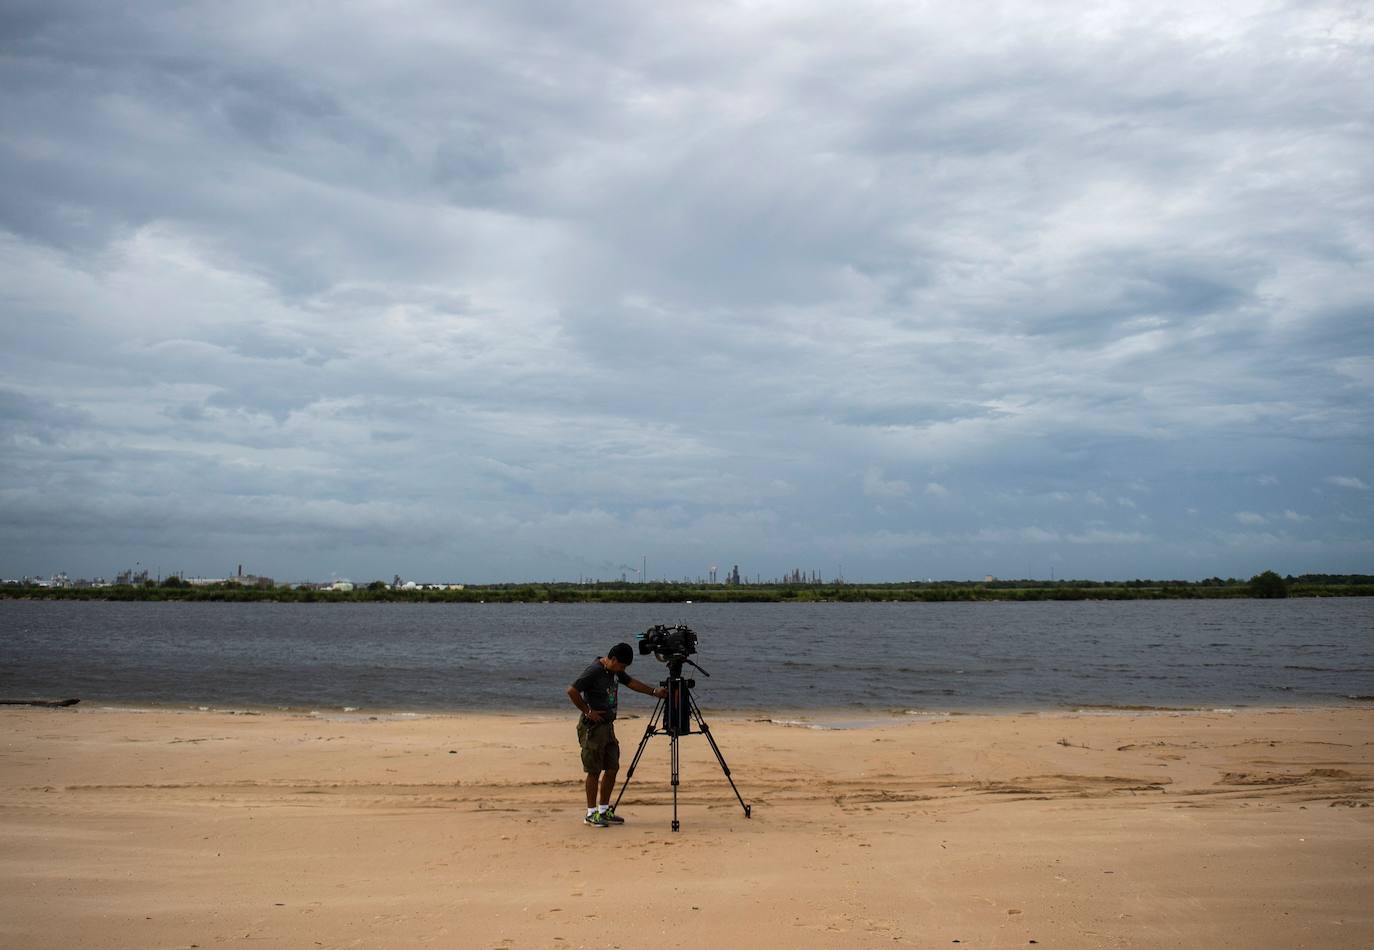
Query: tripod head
[{"left": 663, "top": 655, "right": 711, "bottom": 680}]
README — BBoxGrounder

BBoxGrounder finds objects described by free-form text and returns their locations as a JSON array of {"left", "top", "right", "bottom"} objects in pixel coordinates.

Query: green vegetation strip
[{"left": 4, "top": 572, "right": 1371, "bottom": 603}]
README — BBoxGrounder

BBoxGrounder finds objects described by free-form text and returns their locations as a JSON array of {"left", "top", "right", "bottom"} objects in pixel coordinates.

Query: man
[{"left": 567, "top": 642, "right": 666, "bottom": 827}]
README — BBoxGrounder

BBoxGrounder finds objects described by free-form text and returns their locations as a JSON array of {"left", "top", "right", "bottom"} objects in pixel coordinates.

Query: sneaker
[
  {"left": 584, "top": 811, "right": 608, "bottom": 828},
  {"left": 602, "top": 806, "right": 625, "bottom": 825}
]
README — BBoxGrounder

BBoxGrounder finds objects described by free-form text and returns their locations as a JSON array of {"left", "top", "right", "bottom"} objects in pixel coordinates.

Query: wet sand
[{"left": 2, "top": 705, "right": 1372, "bottom": 948}]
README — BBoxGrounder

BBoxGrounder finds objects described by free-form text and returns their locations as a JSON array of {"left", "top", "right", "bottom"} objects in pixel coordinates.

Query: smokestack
[{"left": 238, "top": 564, "right": 243, "bottom": 577}]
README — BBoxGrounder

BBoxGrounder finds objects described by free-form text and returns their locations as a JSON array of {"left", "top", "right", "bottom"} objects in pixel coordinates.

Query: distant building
[
  {"left": 185, "top": 567, "right": 274, "bottom": 588},
  {"left": 223, "top": 565, "right": 275, "bottom": 588},
  {"left": 231, "top": 574, "right": 275, "bottom": 589}
]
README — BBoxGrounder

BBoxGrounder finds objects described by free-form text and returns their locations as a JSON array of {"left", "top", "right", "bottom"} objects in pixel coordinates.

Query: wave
[
  {"left": 1062, "top": 703, "right": 1228, "bottom": 712},
  {"left": 1285, "top": 665, "right": 1374, "bottom": 673}
]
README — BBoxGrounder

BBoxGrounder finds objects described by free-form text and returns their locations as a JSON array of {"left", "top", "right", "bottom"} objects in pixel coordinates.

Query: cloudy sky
[{"left": 2, "top": 1, "right": 1371, "bottom": 584}]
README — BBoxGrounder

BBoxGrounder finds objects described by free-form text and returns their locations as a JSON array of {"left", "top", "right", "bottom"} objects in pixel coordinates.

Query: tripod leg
[
  {"left": 670, "top": 732, "right": 680, "bottom": 832},
  {"left": 611, "top": 697, "right": 664, "bottom": 812},
  {"left": 688, "top": 690, "right": 752, "bottom": 819}
]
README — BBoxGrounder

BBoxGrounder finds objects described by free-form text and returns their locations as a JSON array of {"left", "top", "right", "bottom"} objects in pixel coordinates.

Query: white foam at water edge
[
  {"left": 761, "top": 717, "right": 899, "bottom": 730},
  {"left": 763, "top": 718, "right": 825, "bottom": 729},
  {"left": 309, "top": 709, "right": 431, "bottom": 722},
  {"left": 95, "top": 705, "right": 156, "bottom": 713}
]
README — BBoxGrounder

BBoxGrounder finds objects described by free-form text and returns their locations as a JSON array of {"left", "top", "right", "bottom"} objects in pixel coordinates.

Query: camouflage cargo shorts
[{"left": 576, "top": 716, "right": 620, "bottom": 773}]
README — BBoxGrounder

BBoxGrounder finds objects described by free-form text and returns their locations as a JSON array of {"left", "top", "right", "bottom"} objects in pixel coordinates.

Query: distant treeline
[{"left": 4, "top": 572, "right": 1372, "bottom": 603}]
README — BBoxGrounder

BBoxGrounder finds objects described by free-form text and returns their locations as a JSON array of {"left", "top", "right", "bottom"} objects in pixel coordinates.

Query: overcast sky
[{"left": 2, "top": 1, "right": 1371, "bottom": 584}]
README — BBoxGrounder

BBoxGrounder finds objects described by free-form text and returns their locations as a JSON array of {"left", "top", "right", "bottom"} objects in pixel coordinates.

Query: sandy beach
[{"left": 2, "top": 705, "right": 1371, "bottom": 949}]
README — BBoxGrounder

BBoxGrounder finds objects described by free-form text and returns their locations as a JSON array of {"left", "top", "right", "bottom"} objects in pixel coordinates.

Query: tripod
[{"left": 613, "top": 656, "right": 751, "bottom": 832}]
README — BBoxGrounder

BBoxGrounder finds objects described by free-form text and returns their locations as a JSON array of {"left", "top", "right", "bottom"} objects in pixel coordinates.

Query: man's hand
[
  {"left": 653, "top": 687, "right": 667, "bottom": 699},
  {"left": 567, "top": 685, "right": 600, "bottom": 722}
]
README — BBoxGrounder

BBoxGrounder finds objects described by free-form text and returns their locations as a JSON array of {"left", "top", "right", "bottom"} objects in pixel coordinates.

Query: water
[{"left": 2, "top": 599, "right": 1372, "bottom": 715}]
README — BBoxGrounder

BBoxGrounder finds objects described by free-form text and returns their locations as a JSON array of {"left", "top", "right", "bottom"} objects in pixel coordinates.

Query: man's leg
[
  {"left": 585, "top": 771, "right": 599, "bottom": 808},
  {"left": 598, "top": 767, "right": 617, "bottom": 806}
]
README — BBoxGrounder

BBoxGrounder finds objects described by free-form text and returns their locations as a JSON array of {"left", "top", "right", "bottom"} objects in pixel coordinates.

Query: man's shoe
[
  {"left": 584, "top": 812, "right": 608, "bottom": 828},
  {"left": 603, "top": 806, "right": 625, "bottom": 825}
]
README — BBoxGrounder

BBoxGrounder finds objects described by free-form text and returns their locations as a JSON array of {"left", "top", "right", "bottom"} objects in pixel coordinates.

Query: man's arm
[
  {"left": 566, "top": 685, "right": 603, "bottom": 721},
  {"left": 627, "top": 678, "right": 667, "bottom": 699}
]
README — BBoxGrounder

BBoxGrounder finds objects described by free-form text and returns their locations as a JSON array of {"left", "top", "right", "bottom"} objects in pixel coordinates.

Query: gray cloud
[{"left": 2, "top": 1, "right": 1372, "bottom": 582}]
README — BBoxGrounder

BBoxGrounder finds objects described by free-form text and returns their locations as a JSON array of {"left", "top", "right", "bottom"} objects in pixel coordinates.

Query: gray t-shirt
[{"left": 572, "top": 660, "right": 631, "bottom": 721}]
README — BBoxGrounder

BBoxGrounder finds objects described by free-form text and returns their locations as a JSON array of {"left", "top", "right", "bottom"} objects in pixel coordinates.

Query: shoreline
[{"left": 18, "top": 696, "right": 1374, "bottom": 726}]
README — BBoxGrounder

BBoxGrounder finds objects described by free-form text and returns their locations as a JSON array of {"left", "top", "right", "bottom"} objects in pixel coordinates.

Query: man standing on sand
[{"left": 566, "top": 642, "right": 666, "bottom": 827}]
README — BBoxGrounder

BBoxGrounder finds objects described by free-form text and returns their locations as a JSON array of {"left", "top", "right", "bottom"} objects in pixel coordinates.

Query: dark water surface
[{"left": 2, "top": 599, "right": 1372, "bottom": 714}]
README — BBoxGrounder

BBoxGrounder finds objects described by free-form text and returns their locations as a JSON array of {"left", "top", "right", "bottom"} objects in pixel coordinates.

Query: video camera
[{"left": 637, "top": 623, "right": 698, "bottom": 661}]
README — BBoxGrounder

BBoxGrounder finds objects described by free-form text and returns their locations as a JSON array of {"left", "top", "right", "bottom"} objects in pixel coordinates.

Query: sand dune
[{"left": 2, "top": 706, "right": 1371, "bottom": 948}]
